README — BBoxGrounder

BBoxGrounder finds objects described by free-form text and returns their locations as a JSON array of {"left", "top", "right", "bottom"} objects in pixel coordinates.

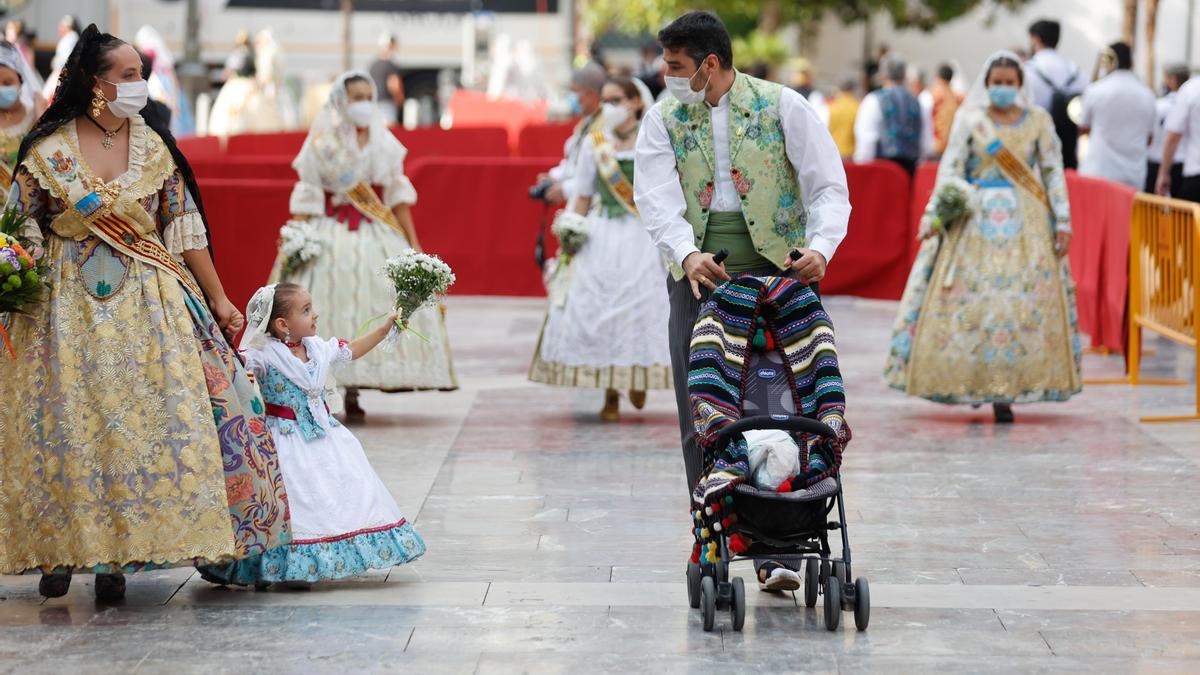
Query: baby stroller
[{"left": 684, "top": 275, "right": 868, "bottom": 633}]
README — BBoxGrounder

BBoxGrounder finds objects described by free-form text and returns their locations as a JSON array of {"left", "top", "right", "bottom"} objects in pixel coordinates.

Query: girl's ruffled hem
[{"left": 197, "top": 520, "right": 425, "bottom": 585}]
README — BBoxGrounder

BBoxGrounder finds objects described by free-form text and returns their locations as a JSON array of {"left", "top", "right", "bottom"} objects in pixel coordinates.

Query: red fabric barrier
[
  {"left": 192, "top": 156, "right": 297, "bottom": 181},
  {"left": 1064, "top": 172, "right": 1133, "bottom": 353},
  {"left": 177, "top": 135, "right": 222, "bottom": 157},
  {"left": 517, "top": 122, "right": 576, "bottom": 158},
  {"left": 391, "top": 126, "right": 510, "bottom": 159},
  {"left": 822, "top": 161, "right": 914, "bottom": 299},
  {"left": 224, "top": 131, "right": 309, "bottom": 156},
  {"left": 198, "top": 178, "right": 293, "bottom": 314},
  {"left": 408, "top": 157, "right": 558, "bottom": 296}
]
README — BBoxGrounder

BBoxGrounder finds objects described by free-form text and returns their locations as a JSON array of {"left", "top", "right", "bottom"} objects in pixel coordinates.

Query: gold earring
[{"left": 90, "top": 89, "right": 107, "bottom": 119}]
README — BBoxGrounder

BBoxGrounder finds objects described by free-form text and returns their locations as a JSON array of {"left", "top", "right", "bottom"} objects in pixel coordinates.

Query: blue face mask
[
  {"left": 0, "top": 85, "right": 19, "bottom": 109},
  {"left": 566, "top": 91, "right": 582, "bottom": 116},
  {"left": 988, "top": 85, "right": 1018, "bottom": 109}
]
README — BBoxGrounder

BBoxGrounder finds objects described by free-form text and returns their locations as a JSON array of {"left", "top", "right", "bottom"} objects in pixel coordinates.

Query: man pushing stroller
[{"left": 634, "top": 10, "right": 852, "bottom": 592}]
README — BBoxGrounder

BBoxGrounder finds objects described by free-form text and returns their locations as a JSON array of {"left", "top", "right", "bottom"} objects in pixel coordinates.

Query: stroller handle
[{"left": 712, "top": 414, "right": 838, "bottom": 450}]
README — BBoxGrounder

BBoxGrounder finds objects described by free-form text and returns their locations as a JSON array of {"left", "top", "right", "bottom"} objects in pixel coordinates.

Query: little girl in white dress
[{"left": 201, "top": 282, "right": 425, "bottom": 586}]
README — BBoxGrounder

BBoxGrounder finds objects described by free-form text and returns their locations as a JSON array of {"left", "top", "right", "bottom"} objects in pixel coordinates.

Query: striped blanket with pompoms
[{"left": 688, "top": 276, "right": 851, "bottom": 564}]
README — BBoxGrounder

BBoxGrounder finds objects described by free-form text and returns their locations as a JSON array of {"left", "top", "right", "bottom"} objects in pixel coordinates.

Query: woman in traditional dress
[
  {"left": 208, "top": 30, "right": 282, "bottom": 137},
  {"left": 134, "top": 25, "right": 195, "bottom": 137},
  {"left": 529, "top": 77, "right": 672, "bottom": 421},
  {"left": 884, "top": 51, "right": 1082, "bottom": 423},
  {"left": 274, "top": 71, "right": 456, "bottom": 419},
  {"left": 0, "top": 26, "right": 290, "bottom": 601},
  {"left": 0, "top": 41, "right": 42, "bottom": 190}
]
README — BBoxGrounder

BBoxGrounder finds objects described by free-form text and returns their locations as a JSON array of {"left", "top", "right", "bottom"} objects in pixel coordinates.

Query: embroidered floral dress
[
  {"left": 201, "top": 336, "right": 424, "bottom": 584},
  {"left": 884, "top": 107, "right": 1082, "bottom": 403},
  {"left": 0, "top": 118, "right": 290, "bottom": 575},
  {"left": 528, "top": 131, "right": 673, "bottom": 390}
]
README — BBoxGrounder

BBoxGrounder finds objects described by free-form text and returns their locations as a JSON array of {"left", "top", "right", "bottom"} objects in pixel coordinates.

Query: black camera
[{"left": 529, "top": 178, "right": 554, "bottom": 201}]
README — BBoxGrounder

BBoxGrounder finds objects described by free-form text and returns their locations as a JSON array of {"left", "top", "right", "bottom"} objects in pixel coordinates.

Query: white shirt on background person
[
  {"left": 1079, "top": 69, "right": 1156, "bottom": 189},
  {"left": 1027, "top": 48, "right": 1084, "bottom": 112},
  {"left": 851, "top": 88, "right": 934, "bottom": 163},
  {"left": 1165, "top": 78, "right": 1200, "bottom": 177},
  {"left": 634, "top": 81, "right": 851, "bottom": 266},
  {"left": 1148, "top": 90, "right": 1180, "bottom": 164}
]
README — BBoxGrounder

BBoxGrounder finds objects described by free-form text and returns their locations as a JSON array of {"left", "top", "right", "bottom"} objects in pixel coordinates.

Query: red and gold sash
[
  {"left": 344, "top": 181, "right": 408, "bottom": 238},
  {"left": 972, "top": 117, "right": 1053, "bottom": 213}
]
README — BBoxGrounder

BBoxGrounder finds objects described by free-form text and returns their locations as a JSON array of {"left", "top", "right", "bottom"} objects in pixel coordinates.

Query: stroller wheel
[
  {"left": 730, "top": 576, "right": 746, "bottom": 632},
  {"left": 804, "top": 559, "right": 819, "bottom": 608},
  {"left": 824, "top": 574, "right": 841, "bottom": 631},
  {"left": 686, "top": 561, "right": 702, "bottom": 609},
  {"left": 854, "top": 577, "right": 871, "bottom": 631},
  {"left": 700, "top": 576, "right": 717, "bottom": 632},
  {"left": 819, "top": 560, "right": 831, "bottom": 587}
]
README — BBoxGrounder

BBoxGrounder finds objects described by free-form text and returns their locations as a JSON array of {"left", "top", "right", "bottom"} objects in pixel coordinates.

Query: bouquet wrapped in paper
[
  {"left": 924, "top": 177, "right": 977, "bottom": 238},
  {"left": 278, "top": 219, "right": 327, "bottom": 277},
  {"left": 0, "top": 207, "right": 47, "bottom": 359},
  {"left": 379, "top": 250, "right": 456, "bottom": 342}
]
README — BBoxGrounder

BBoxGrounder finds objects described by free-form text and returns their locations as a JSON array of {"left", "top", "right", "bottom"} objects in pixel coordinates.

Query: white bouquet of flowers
[
  {"left": 378, "top": 250, "right": 456, "bottom": 342},
  {"left": 278, "top": 219, "right": 326, "bottom": 277},
  {"left": 925, "top": 177, "right": 977, "bottom": 238},
  {"left": 551, "top": 210, "right": 590, "bottom": 256}
]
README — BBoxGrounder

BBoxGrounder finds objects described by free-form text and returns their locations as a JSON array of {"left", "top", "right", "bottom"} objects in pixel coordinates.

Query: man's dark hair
[
  {"left": 657, "top": 11, "right": 733, "bottom": 70},
  {"left": 1108, "top": 41, "right": 1133, "bottom": 70},
  {"left": 1029, "top": 20, "right": 1061, "bottom": 48},
  {"left": 936, "top": 63, "right": 954, "bottom": 83}
]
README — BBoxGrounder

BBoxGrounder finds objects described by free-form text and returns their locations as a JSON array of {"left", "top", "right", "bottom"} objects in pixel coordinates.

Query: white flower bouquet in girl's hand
[
  {"left": 925, "top": 177, "right": 977, "bottom": 238},
  {"left": 278, "top": 219, "right": 326, "bottom": 277},
  {"left": 379, "top": 250, "right": 456, "bottom": 342}
]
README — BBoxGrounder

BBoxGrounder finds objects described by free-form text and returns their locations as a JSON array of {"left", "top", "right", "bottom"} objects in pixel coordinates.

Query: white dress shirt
[
  {"left": 1165, "top": 78, "right": 1200, "bottom": 177},
  {"left": 1079, "top": 70, "right": 1157, "bottom": 189},
  {"left": 851, "top": 89, "right": 934, "bottom": 163},
  {"left": 548, "top": 113, "right": 599, "bottom": 201},
  {"left": 634, "top": 82, "right": 851, "bottom": 267},
  {"left": 1148, "top": 91, "right": 1179, "bottom": 163},
  {"left": 1027, "top": 49, "right": 1084, "bottom": 112}
]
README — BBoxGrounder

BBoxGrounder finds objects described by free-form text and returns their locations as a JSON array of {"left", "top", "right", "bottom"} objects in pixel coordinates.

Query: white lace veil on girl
[
  {"left": 963, "top": 49, "right": 1035, "bottom": 112},
  {"left": 292, "top": 69, "right": 409, "bottom": 196},
  {"left": 241, "top": 283, "right": 279, "bottom": 351}
]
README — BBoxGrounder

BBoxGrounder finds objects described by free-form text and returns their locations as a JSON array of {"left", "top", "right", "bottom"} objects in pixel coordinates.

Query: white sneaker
[{"left": 760, "top": 566, "right": 802, "bottom": 592}]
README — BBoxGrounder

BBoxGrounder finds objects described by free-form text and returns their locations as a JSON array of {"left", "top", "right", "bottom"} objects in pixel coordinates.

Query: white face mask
[
  {"left": 665, "top": 61, "right": 711, "bottom": 105},
  {"left": 99, "top": 78, "right": 148, "bottom": 118},
  {"left": 601, "top": 102, "right": 630, "bottom": 130},
  {"left": 346, "top": 100, "right": 375, "bottom": 128}
]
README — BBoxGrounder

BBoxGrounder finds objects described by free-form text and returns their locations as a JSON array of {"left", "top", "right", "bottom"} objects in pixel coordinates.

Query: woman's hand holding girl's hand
[
  {"left": 211, "top": 295, "right": 245, "bottom": 339},
  {"left": 1055, "top": 231, "right": 1072, "bottom": 258}
]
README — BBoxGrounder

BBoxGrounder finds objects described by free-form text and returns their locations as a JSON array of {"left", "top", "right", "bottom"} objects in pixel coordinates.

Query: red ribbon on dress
[
  {"left": 264, "top": 403, "right": 298, "bottom": 421},
  {"left": 324, "top": 184, "right": 385, "bottom": 231}
]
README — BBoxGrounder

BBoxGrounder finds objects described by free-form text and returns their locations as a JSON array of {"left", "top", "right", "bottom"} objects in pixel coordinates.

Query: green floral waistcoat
[{"left": 660, "top": 72, "right": 806, "bottom": 279}]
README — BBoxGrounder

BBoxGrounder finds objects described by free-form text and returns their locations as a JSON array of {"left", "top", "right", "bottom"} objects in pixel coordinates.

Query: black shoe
[
  {"left": 993, "top": 403, "right": 1014, "bottom": 424},
  {"left": 94, "top": 573, "right": 126, "bottom": 602},
  {"left": 38, "top": 573, "right": 72, "bottom": 598}
]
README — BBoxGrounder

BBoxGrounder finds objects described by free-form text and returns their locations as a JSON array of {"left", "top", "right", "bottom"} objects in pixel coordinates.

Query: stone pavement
[{"left": 2, "top": 296, "right": 1198, "bottom": 674}]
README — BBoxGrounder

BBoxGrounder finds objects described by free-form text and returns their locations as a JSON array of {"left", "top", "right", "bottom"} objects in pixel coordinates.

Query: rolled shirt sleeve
[
  {"left": 780, "top": 88, "right": 851, "bottom": 263},
  {"left": 634, "top": 103, "right": 702, "bottom": 267}
]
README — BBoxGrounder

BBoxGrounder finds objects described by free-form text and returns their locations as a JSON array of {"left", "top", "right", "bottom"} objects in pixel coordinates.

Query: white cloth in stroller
[{"left": 745, "top": 429, "right": 802, "bottom": 491}]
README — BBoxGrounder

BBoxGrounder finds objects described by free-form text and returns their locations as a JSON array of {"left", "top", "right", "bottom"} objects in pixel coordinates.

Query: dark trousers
[
  {"left": 880, "top": 156, "right": 917, "bottom": 176},
  {"left": 1146, "top": 162, "right": 1185, "bottom": 197},
  {"left": 1178, "top": 174, "right": 1200, "bottom": 204}
]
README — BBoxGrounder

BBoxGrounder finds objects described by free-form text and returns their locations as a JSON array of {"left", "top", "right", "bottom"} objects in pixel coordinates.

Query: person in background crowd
[
  {"left": 1027, "top": 19, "right": 1084, "bottom": 169},
  {"left": 886, "top": 51, "right": 1080, "bottom": 424},
  {"left": 908, "top": 65, "right": 935, "bottom": 159},
  {"left": 137, "top": 48, "right": 173, "bottom": 129},
  {"left": 42, "top": 15, "right": 81, "bottom": 101},
  {"left": 790, "top": 58, "right": 828, "bottom": 124},
  {"left": 0, "top": 41, "right": 39, "bottom": 188},
  {"left": 4, "top": 21, "right": 35, "bottom": 73},
  {"left": 208, "top": 30, "right": 283, "bottom": 136},
  {"left": 369, "top": 33, "right": 405, "bottom": 125},
  {"left": 826, "top": 78, "right": 859, "bottom": 159},
  {"left": 135, "top": 25, "right": 194, "bottom": 137},
  {"left": 1078, "top": 42, "right": 1155, "bottom": 190},
  {"left": 1158, "top": 72, "right": 1200, "bottom": 201},
  {"left": 635, "top": 40, "right": 664, "bottom": 100},
  {"left": 1147, "top": 63, "right": 1190, "bottom": 196},
  {"left": 930, "top": 63, "right": 961, "bottom": 157},
  {"left": 538, "top": 63, "right": 606, "bottom": 205},
  {"left": 529, "top": 77, "right": 671, "bottom": 420},
  {"left": 854, "top": 55, "right": 931, "bottom": 174}
]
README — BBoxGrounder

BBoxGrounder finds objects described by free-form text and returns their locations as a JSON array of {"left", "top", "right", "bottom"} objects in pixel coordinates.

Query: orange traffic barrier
[{"left": 1126, "top": 193, "right": 1199, "bottom": 422}]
